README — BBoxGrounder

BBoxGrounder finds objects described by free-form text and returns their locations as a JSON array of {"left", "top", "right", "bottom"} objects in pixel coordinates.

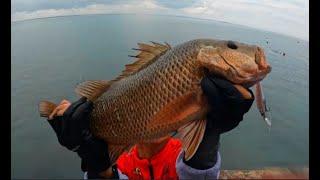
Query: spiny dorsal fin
[
  {"left": 75, "top": 80, "right": 111, "bottom": 101},
  {"left": 75, "top": 42, "right": 171, "bottom": 100},
  {"left": 112, "top": 41, "right": 171, "bottom": 82}
]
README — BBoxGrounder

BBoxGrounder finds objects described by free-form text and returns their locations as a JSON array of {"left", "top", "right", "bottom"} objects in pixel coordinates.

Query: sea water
[{"left": 11, "top": 14, "right": 309, "bottom": 178}]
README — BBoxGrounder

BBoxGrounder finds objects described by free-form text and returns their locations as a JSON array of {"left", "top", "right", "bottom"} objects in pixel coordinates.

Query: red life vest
[{"left": 116, "top": 138, "right": 182, "bottom": 180}]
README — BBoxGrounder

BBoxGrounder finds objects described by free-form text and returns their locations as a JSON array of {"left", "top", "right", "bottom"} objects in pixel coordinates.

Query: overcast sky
[{"left": 11, "top": 0, "right": 309, "bottom": 40}]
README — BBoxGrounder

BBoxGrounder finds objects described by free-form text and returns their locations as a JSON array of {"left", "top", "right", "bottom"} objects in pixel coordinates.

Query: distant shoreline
[
  {"left": 10, "top": 13, "right": 231, "bottom": 24},
  {"left": 11, "top": 13, "right": 308, "bottom": 42}
]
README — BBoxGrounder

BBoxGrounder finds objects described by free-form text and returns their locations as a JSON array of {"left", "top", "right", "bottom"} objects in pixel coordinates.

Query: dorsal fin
[
  {"left": 112, "top": 41, "right": 171, "bottom": 82},
  {"left": 75, "top": 42, "right": 171, "bottom": 100},
  {"left": 75, "top": 80, "right": 111, "bottom": 101}
]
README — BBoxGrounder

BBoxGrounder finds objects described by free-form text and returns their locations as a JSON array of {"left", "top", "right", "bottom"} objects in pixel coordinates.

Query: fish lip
[
  {"left": 206, "top": 63, "right": 271, "bottom": 88},
  {"left": 241, "top": 66, "right": 271, "bottom": 87},
  {"left": 207, "top": 68, "right": 269, "bottom": 88}
]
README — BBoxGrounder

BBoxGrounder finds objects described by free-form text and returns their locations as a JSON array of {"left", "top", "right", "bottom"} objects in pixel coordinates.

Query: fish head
[{"left": 197, "top": 40, "right": 272, "bottom": 87}]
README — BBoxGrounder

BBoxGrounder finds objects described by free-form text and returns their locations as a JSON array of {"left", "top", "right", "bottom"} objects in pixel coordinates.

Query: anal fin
[{"left": 174, "top": 119, "right": 207, "bottom": 161}]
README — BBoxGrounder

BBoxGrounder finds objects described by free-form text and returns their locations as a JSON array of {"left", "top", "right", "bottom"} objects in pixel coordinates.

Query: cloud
[
  {"left": 11, "top": 0, "right": 308, "bottom": 40},
  {"left": 180, "top": 0, "right": 308, "bottom": 40},
  {"left": 12, "top": 0, "right": 171, "bottom": 21},
  {"left": 156, "top": 0, "right": 197, "bottom": 8}
]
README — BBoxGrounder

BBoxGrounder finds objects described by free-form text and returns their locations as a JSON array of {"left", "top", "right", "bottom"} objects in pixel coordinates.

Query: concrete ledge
[{"left": 219, "top": 167, "right": 309, "bottom": 179}]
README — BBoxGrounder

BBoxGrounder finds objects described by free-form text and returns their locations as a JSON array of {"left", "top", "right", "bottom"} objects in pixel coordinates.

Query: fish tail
[{"left": 38, "top": 100, "right": 57, "bottom": 118}]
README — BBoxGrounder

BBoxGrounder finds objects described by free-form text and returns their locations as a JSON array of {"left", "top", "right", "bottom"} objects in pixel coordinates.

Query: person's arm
[
  {"left": 84, "top": 166, "right": 129, "bottom": 179},
  {"left": 46, "top": 97, "right": 118, "bottom": 179},
  {"left": 177, "top": 75, "right": 254, "bottom": 179}
]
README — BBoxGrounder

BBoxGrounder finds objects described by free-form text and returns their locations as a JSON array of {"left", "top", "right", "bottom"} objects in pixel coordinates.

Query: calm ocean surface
[{"left": 11, "top": 14, "right": 309, "bottom": 179}]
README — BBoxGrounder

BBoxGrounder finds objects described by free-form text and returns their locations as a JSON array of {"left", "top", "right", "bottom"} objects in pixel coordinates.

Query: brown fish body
[
  {"left": 39, "top": 38, "right": 272, "bottom": 163},
  {"left": 91, "top": 40, "right": 206, "bottom": 144}
]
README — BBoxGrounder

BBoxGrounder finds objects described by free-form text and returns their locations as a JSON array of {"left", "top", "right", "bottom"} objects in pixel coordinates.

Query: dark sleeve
[
  {"left": 84, "top": 164, "right": 120, "bottom": 179},
  {"left": 176, "top": 149, "right": 221, "bottom": 179},
  {"left": 78, "top": 136, "right": 112, "bottom": 179},
  {"left": 183, "top": 76, "right": 254, "bottom": 170},
  {"left": 183, "top": 127, "right": 220, "bottom": 170},
  {"left": 201, "top": 76, "right": 255, "bottom": 134}
]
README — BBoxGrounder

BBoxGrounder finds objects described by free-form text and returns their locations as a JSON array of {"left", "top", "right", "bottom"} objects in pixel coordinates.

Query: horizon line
[{"left": 11, "top": 13, "right": 308, "bottom": 42}]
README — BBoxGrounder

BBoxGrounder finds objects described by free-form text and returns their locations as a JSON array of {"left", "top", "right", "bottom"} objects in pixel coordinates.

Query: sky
[{"left": 11, "top": 0, "right": 309, "bottom": 40}]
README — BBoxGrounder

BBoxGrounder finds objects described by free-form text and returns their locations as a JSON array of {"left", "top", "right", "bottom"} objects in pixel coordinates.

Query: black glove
[
  {"left": 47, "top": 97, "right": 111, "bottom": 177},
  {"left": 184, "top": 75, "right": 254, "bottom": 170},
  {"left": 202, "top": 76, "right": 254, "bottom": 134}
]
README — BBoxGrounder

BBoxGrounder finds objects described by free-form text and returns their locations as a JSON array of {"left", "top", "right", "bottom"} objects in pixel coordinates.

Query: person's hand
[
  {"left": 201, "top": 75, "right": 254, "bottom": 134},
  {"left": 47, "top": 97, "right": 111, "bottom": 177},
  {"left": 184, "top": 75, "right": 254, "bottom": 170},
  {"left": 48, "top": 97, "right": 93, "bottom": 151}
]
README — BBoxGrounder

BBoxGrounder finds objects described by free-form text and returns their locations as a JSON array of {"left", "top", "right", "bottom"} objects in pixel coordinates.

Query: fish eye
[{"left": 227, "top": 41, "right": 238, "bottom": 49}]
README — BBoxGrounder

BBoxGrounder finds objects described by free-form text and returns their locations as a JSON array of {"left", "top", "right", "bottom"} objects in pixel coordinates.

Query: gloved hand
[
  {"left": 202, "top": 76, "right": 254, "bottom": 134},
  {"left": 47, "top": 97, "right": 111, "bottom": 177},
  {"left": 184, "top": 75, "right": 254, "bottom": 170}
]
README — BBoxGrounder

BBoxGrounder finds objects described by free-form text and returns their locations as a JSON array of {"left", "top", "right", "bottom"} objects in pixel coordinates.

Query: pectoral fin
[
  {"left": 147, "top": 91, "right": 207, "bottom": 128},
  {"left": 174, "top": 119, "right": 207, "bottom": 161},
  {"left": 145, "top": 91, "right": 208, "bottom": 161}
]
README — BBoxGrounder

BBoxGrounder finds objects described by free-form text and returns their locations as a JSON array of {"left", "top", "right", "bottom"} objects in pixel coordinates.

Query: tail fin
[{"left": 38, "top": 101, "right": 57, "bottom": 118}]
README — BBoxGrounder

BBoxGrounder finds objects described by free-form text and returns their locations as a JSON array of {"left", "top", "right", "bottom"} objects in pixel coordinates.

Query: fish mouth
[
  {"left": 243, "top": 48, "right": 272, "bottom": 87},
  {"left": 205, "top": 46, "right": 272, "bottom": 88},
  {"left": 232, "top": 47, "right": 272, "bottom": 88},
  {"left": 206, "top": 64, "right": 271, "bottom": 88},
  {"left": 241, "top": 66, "right": 271, "bottom": 88},
  {"left": 222, "top": 61, "right": 272, "bottom": 88}
]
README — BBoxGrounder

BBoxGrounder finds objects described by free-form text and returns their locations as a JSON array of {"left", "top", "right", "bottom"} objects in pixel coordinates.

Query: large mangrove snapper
[{"left": 39, "top": 39, "right": 271, "bottom": 163}]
